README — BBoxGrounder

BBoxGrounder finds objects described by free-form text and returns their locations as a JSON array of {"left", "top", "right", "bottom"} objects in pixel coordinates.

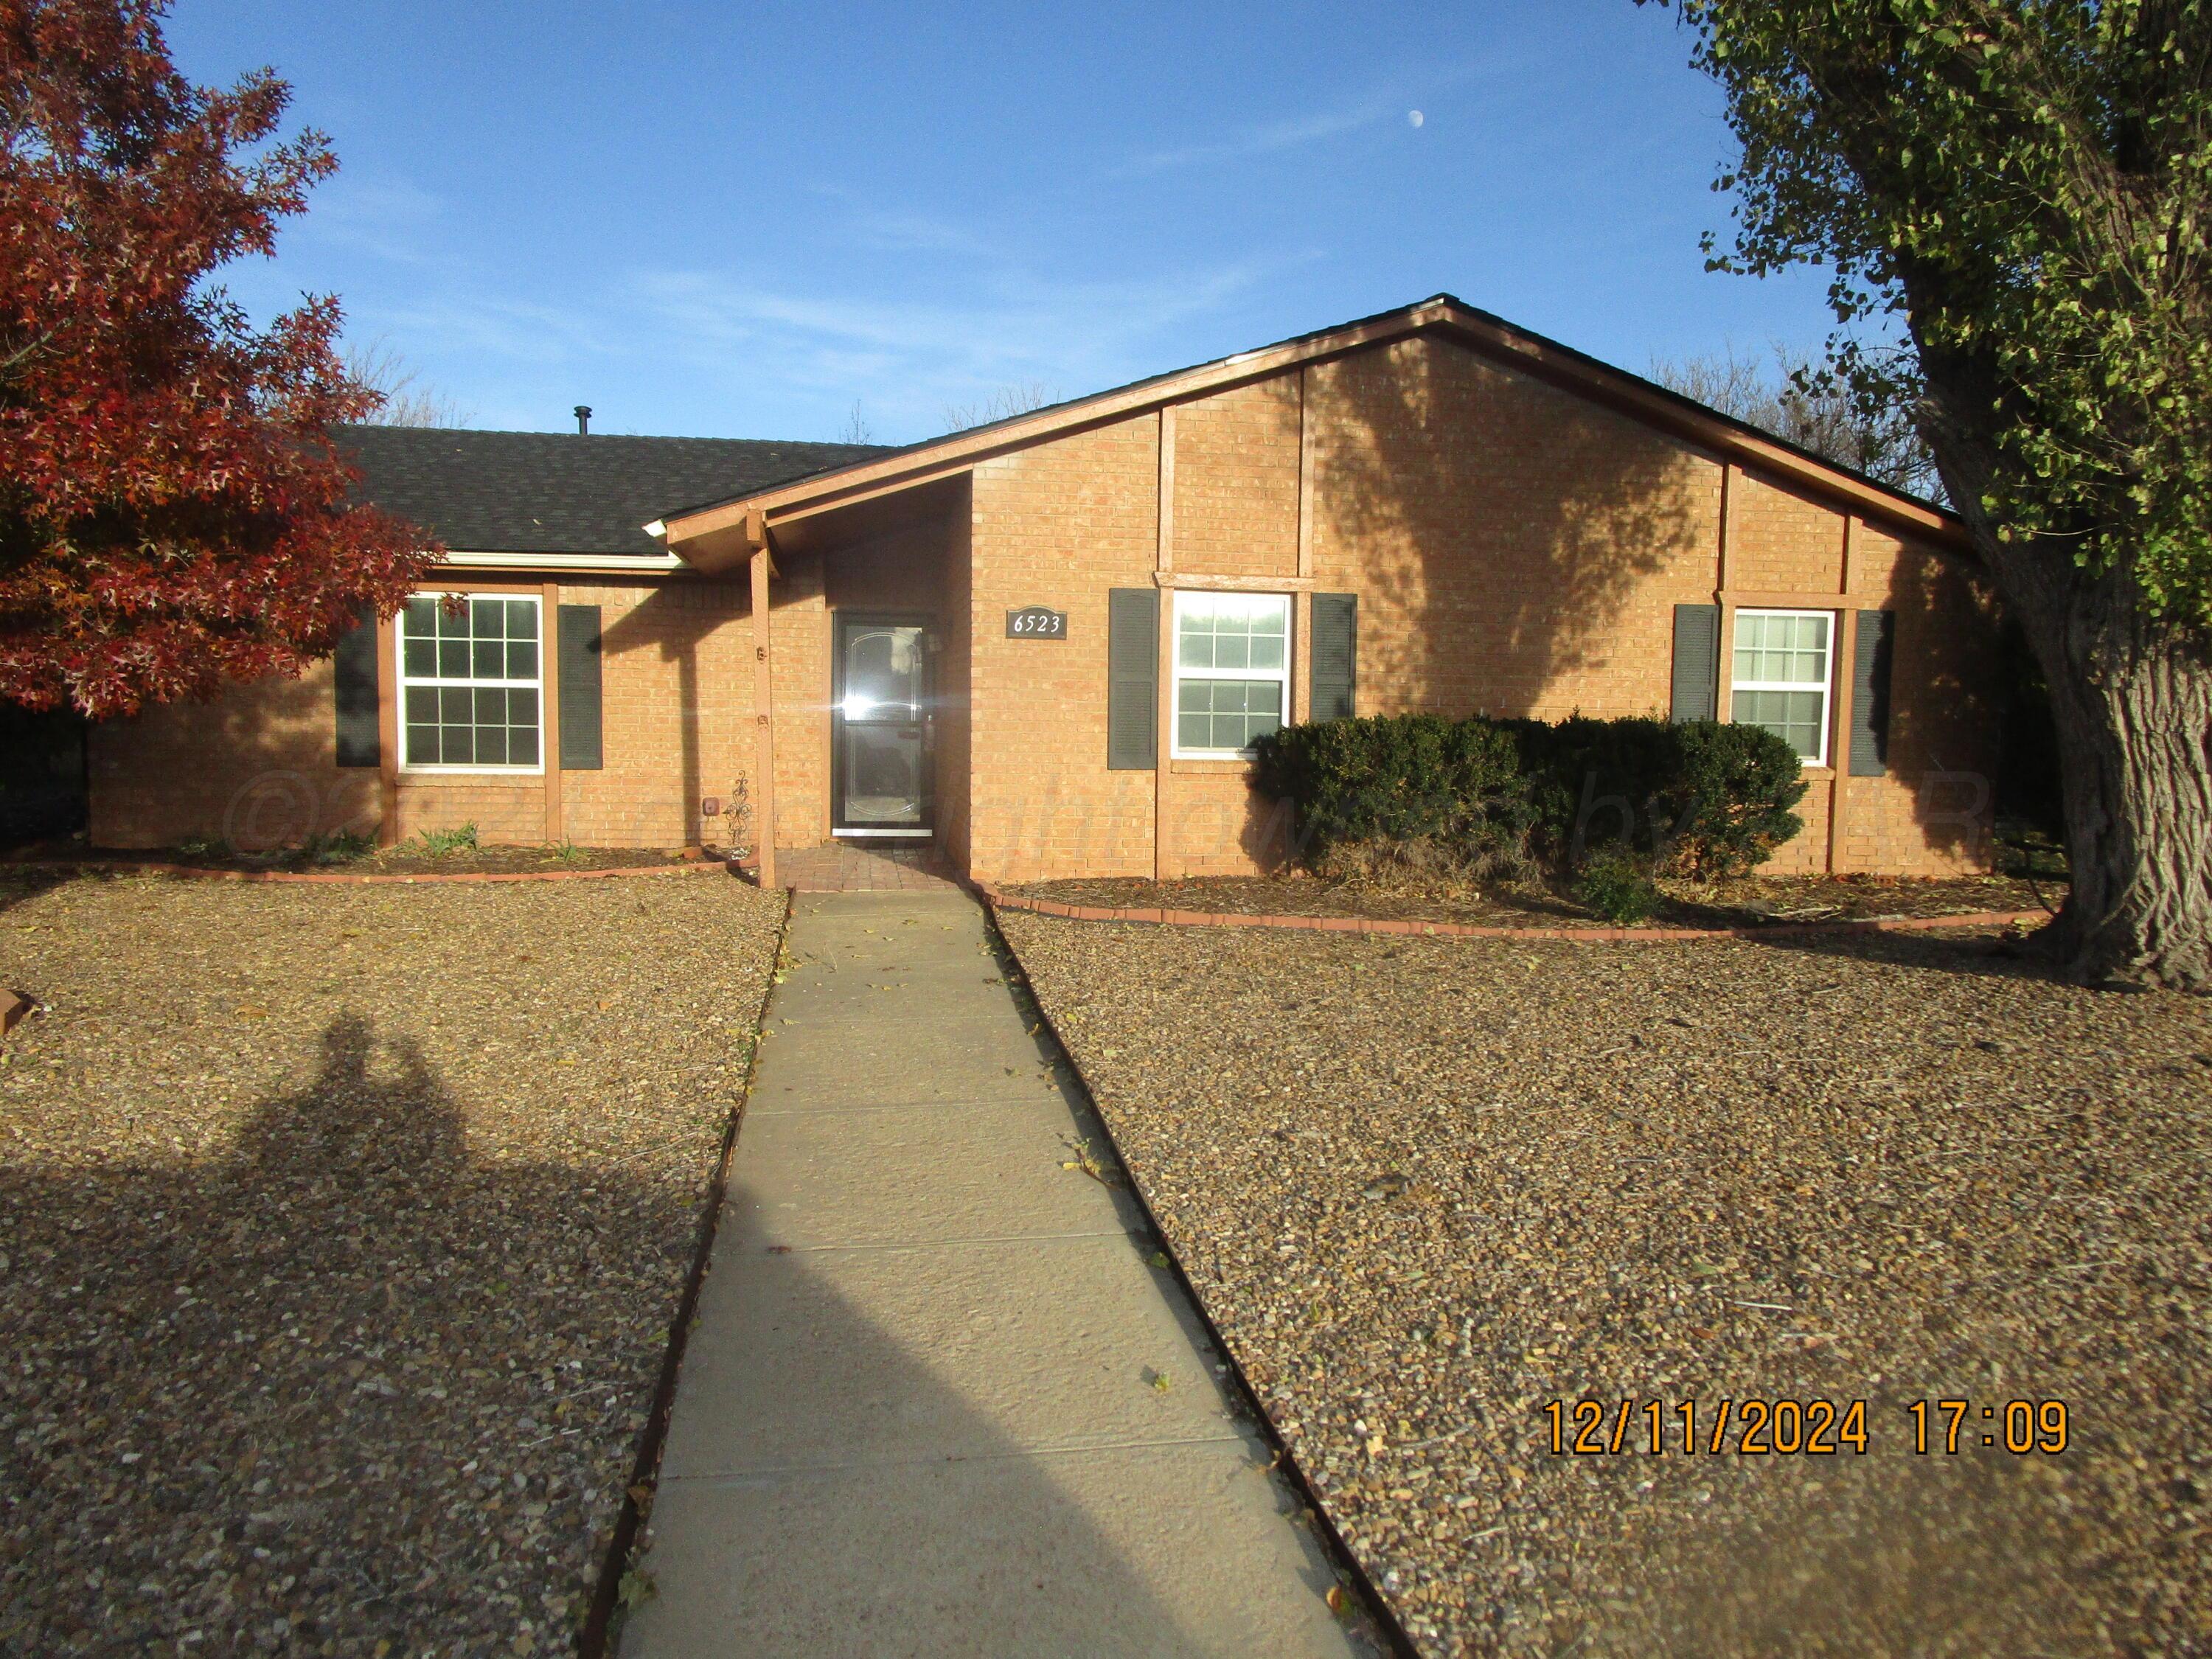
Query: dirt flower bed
[
  {"left": 999, "top": 911, "right": 2212, "bottom": 1658},
  {"left": 13, "top": 841, "right": 709, "bottom": 878},
  {"left": 1009, "top": 869, "right": 2056, "bottom": 931},
  {"left": 0, "top": 872, "right": 784, "bottom": 1656}
]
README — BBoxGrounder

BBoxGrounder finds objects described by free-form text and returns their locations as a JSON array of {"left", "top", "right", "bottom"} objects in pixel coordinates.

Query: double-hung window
[
  {"left": 1731, "top": 608, "right": 1833, "bottom": 765},
  {"left": 397, "top": 594, "right": 543, "bottom": 771},
  {"left": 1172, "top": 591, "right": 1291, "bottom": 759}
]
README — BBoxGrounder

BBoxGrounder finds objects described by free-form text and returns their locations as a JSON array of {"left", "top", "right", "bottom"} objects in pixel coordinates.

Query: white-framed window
[
  {"left": 1731, "top": 608, "right": 1834, "bottom": 765},
  {"left": 397, "top": 593, "right": 544, "bottom": 772},
  {"left": 1172, "top": 591, "right": 1292, "bottom": 759}
]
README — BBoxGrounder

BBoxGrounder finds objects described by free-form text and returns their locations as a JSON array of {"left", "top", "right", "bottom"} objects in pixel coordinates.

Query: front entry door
[{"left": 833, "top": 616, "right": 931, "bottom": 835}]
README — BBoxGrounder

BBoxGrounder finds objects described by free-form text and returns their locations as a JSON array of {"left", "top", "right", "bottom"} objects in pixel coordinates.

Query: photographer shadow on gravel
[
  {"left": 1, "top": 1012, "right": 692, "bottom": 1655},
  {"left": 2, "top": 1009, "right": 1217, "bottom": 1658}
]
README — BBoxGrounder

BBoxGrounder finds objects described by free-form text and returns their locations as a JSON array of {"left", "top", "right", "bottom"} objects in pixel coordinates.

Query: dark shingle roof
[{"left": 336, "top": 425, "right": 886, "bottom": 557}]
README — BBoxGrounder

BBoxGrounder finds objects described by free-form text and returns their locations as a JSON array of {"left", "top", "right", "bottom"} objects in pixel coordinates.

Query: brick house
[{"left": 88, "top": 295, "right": 2003, "bottom": 881}]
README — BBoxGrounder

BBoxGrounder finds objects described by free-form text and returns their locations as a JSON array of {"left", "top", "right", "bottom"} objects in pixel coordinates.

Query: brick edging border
[
  {"left": 1, "top": 855, "right": 741, "bottom": 887},
  {"left": 976, "top": 883, "right": 2048, "bottom": 943}
]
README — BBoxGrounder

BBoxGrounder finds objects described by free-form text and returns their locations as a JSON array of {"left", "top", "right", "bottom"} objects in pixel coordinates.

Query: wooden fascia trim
[
  {"left": 1422, "top": 310, "right": 1964, "bottom": 546},
  {"left": 664, "top": 307, "right": 1452, "bottom": 549},
  {"left": 663, "top": 294, "right": 1962, "bottom": 557},
  {"left": 1153, "top": 571, "right": 1315, "bottom": 592}
]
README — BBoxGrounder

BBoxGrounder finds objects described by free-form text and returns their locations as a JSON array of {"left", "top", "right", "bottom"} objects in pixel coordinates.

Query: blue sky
[{"left": 168, "top": 1, "right": 1840, "bottom": 445}]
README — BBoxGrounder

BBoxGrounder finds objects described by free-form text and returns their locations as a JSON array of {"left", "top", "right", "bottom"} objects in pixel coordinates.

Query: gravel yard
[
  {"left": 1009, "top": 871, "right": 2055, "bottom": 930},
  {"left": 15, "top": 843, "right": 698, "bottom": 877},
  {"left": 0, "top": 872, "right": 785, "bottom": 1657},
  {"left": 999, "top": 912, "right": 2212, "bottom": 1658}
]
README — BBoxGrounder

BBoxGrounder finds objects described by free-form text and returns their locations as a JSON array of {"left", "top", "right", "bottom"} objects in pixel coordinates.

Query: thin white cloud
[
  {"left": 630, "top": 257, "right": 1303, "bottom": 439},
  {"left": 1110, "top": 102, "right": 1391, "bottom": 179},
  {"left": 843, "top": 209, "right": 1004, "bottom": 260},
  {"left": 1107, "top": 54, "right": 1522, "bottom": 181},
  {"left": 361, "top": 291, "right": 615, "bottom": 366},
  {"left": 293, "top": 173, "right": 448, "bottom": 268}
]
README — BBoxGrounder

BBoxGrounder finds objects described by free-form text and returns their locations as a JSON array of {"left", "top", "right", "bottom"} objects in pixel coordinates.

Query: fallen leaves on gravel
[{"left": 1002, "top": 912, "right": 2212, "bottom": 1658}]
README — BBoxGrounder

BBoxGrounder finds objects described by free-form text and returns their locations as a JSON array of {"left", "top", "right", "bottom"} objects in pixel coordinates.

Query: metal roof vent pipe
[{"left": 574, "top": 405, "right": 592, "bottom": 435}]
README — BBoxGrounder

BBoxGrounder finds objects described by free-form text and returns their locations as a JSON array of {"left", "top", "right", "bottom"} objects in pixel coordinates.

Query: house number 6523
[{"left": 1006, "top": 606, "right": 1067, "bottom": 639}]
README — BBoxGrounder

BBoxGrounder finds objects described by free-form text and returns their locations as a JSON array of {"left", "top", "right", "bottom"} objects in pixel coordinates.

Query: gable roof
[
  {"left": 338, "top": 425, "right": 886, "bottom": 557},
  {"left": 658, "top": 293, "right": 1966, "bottom": 574}
]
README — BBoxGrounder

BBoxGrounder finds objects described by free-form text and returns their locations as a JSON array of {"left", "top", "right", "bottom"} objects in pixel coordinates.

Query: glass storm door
[{"left": 834, "top": 618, "right": 931, "bottom": 835}]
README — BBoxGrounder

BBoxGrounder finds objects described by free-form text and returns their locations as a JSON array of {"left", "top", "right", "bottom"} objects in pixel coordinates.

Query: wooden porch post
[
  {"left": 375, "top": 611, "right": 401, "bottom": 847},
  {"left": 751, "top": 540, "right": 778, "bottom": 889},
  {"left": 1825, "top": 517, "right": 1860, "bottom": 874},
  {"left": 540, "top": 580, "right": 564, "bottom": 846}
]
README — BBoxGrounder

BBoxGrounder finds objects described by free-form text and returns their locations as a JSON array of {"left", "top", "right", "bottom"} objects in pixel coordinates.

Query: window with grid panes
[
  {"left": 1731, "top": 608, "right": 1834, "bottom": 765},
  {"left": 1172, "top": 591, "right": 1291, "bottom": 757},
  {"left": 397, "top": 594, "right": 543, "bottom": 770}
]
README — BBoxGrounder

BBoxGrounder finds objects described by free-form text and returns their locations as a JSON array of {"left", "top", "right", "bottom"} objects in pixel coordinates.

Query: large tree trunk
[
  {"left": 2008, "top": 558, "right": 2212, "bottom": 991},
  {"left": 1915, "top": 319, "right": 2212, "bottom": 993}
]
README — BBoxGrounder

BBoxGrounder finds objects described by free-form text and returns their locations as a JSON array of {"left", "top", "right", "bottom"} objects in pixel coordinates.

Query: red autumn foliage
[{"left": 0, "top": 0, "right": 438, "bottom": 717}]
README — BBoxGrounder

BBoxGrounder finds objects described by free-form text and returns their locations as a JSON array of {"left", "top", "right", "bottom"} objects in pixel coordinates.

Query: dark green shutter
[
  {"left": 333, "top": 607, "right": 380, "bottom": 768},
  {"left": 558, "top": 605, "right": 604, "bottom": 771},
  {"left": 1106, "top": 588, "right": 1158, "bottom": 771},
  {"left": 1310, "top": 592, "right": 1357, "bottom": 722},
  {"left": 1670, "top": 604, "right": 1721, "bottom": 723},
  {"left": 1849, "top": 609, "right": 1896, "bottom": 776}
]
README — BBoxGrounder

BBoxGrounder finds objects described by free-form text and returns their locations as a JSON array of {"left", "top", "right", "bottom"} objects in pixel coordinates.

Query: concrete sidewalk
[{"left": 620, "top": 891, "right": 1363, "bottom": 1659}]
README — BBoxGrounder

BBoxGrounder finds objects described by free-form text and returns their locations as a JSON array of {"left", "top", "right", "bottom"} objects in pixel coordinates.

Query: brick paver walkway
[{"left": 773, "top": 843, "right": 963, "bottom": 893}]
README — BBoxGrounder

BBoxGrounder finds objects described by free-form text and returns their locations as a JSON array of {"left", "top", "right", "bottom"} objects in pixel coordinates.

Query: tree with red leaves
[{"left": 0, "top": 0, "right": 437, "bottom": 718}]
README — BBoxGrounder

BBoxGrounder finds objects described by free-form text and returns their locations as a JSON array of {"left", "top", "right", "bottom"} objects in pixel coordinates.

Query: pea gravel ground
[
  {"left": 0, "top": 872, "right": 785, "bottom": 1657},
  {"left": 998, "top": 911, "right": 2212, "bottom": 1658},
  {"left": 1011, "top": 871, "right": 2054, "bottom": 930}
]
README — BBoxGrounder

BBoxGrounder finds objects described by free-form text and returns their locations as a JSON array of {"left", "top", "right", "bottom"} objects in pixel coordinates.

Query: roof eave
[
  {"left": 661, "top": 297, "right": 1966, "bottom": 559},
  {"left": 439, "top": 549, "right": 686, "bottom": 573}
]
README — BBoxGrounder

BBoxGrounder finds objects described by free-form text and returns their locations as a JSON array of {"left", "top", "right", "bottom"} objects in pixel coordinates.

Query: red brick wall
[
  {"left": 966, "top": 415, "right": 1161, "bottom": 881},
  {"left": 761, "top": 551, "right": 827, "bottom": 849},
  {"left": 87, "top": 657, "right": 381, "bottom": 851},
  {"left": 1169, "top": 379, "right": 1300, "bottom": 579},
  {"left": 956, "top": 332, "right": 1997, "bottom": 881},
  {"left": 934, "top": 485, "right": 975, "bottom": 869},
  {"left": 1309, "top": 335, "right": 1725, "bottom": 725},
  {"left": 560, "top": 579, "right": 754, "bottom": 848},
  {"left": 1732, "top": 471, "right": 1846, "bottom": 595},
  {"left": 86, "top": 333, "right": 2000, "bottom": 880},
  {"left": 88, "top": 576, "right": 762, "bottom": 853},
  {"left": 1830, "top": 526, "right": 2006, "bottom": 875}
]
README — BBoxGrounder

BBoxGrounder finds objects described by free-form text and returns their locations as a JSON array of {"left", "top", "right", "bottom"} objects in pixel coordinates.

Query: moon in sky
[{"left": 1408, "top": 110, "right": 1425, "bottom": 128}]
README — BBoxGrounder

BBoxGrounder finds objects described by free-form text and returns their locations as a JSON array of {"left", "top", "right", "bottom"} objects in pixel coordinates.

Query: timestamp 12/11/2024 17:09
[{"left": 1543, "top": 1398, "right": 2072, "bottom": 1458}]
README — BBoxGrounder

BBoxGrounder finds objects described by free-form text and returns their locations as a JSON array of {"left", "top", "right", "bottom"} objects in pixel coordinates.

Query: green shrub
[
  {"left": 1252, "top": 714, "right": 1532, "bottom": 879},
  {"left": 415, "top": 821, "right": 479, "bottom": 858},
  {"left": 303, "top": 829, "right": 375, "bottom": 864},
  {"left": 1663, "top": 720, "right": 1809, "bottom": 878},
  {"left": 1509, "top": 715, "right": 1806, "bottom": 880},
  {"left": 1575, "top": 848, "right": 1662, "bottom": 925},
  {"left": 1256, "top": 712, "right": 1806, "bottom": 883}
]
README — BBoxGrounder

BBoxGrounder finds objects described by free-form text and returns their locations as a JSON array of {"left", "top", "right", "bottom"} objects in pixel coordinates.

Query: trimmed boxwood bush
[
  {"left": 1251, "top": 713, "right": 1532, "bottom": 877},
  {"left": 1254, "top": 712, "right": 1806, "bottom": 882},
  {"left": 1575, "top": 847, "right": 1662, "bottom": 924},
  {"left": 1509, "top": 714, "right": 1808, "bottom": 879}
]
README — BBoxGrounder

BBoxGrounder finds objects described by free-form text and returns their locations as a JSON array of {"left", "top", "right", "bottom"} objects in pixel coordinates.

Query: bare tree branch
[
  {"left": 939, "top": 379, "right": 1057, "bottom": 434},
  {"left": 343, "top": 338, "right": 471, "bottom": 428}
]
